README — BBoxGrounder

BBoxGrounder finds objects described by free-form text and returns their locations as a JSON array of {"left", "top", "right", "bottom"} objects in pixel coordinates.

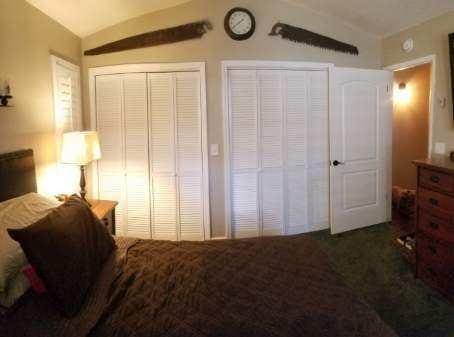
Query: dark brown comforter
[{"left": 1, "top": 235, "right": 397, "bottom": 337}]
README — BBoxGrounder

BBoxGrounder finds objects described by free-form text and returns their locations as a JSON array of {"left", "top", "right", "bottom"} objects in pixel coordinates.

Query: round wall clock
[{"left": 224, "top": 7, "right": 256, "bottom": 41}]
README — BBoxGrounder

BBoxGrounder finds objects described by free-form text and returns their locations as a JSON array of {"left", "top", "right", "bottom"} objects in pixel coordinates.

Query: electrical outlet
[{"left": 434, "top": 142, "right": 446, "bottom": 155}]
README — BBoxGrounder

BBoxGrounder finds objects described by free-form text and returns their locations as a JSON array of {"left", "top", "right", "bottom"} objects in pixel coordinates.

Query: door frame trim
[
  {"left": 88, "top": 62, "right": 210, "bottom": 240},
  {"left": 384, "top": 54, "right": 436, "bottom": 156},
  {"left": 221, "top": 60, "right": 334, "bottom": 239}
]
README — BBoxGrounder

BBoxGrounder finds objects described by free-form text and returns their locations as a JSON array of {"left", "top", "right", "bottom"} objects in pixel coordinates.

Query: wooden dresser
[{"left": 413, "top": 157, "right": 454, "bottom": 301}]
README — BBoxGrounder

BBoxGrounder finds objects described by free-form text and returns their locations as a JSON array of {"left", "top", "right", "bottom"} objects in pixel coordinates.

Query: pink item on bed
[{"left": 22, "top": 265, "right": 47, "bottom": 294}]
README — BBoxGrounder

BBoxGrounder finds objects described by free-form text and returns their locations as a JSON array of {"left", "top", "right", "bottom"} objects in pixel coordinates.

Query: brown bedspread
[
  {"left": 1, "top": 235, "right": 397, "bottom": 337},
  {"left": 88, "top": 235, "right": 397, "bottom": 337}
]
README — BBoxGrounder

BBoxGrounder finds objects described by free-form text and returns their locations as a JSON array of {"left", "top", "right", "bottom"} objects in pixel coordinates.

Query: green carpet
[{"left": 310, "top": 223, "right": 454, "bottom": 337}]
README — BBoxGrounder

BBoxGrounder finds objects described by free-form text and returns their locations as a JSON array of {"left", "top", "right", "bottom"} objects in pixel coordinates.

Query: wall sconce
[
  {"left": 0, "top": 81, "right": 13, "bottom": 107},
  {"left": 394, "top": 82, "right": 411, "bottom": 104}
]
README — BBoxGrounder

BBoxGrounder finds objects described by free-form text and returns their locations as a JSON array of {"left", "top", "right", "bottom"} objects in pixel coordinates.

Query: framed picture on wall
[{"left": 450, "top": 33, "right": 454, "bottom": 120}]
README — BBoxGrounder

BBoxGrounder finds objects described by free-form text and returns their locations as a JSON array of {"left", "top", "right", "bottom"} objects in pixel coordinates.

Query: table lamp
[{"left": 60, "top": 131, "right": 101, "bottom": 203}]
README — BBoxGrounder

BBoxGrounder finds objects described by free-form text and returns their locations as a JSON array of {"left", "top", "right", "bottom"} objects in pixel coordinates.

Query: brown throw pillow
[{"left": 7, "top": 196, "right": 116, "bottom": 317}]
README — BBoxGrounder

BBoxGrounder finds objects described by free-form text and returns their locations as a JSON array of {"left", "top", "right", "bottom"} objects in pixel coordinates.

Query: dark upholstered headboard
[{"left": 0, "top": 149, "right": 37, "bottom": 202}]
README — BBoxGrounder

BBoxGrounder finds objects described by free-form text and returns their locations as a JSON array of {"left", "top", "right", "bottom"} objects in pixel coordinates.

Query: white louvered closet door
[
  {"left": 284, "top": 71, "right": 309, "bottom": 235},
  {"left": 229, "top": 70, "right": 259, "bottom": 238},
  {"left": 123, "top": 73, "right": 151, "bottom": 238},
  {"left": 259, "top": 70, "right": 284, "bottom": 236},
  {"left": 228, "top": 68, "right": 329, "bottom": 238},
  {"left": 307, "top": 71, "right": 329, "bottom": 231},
  {"left": 175, "top": 72, "right": 205, "bottom": 241},
  {"left": 95, "top": 75, "right": 125, "bottom": 234},
  {"left": 148, "top": 73, "right": 178, "bottom": 241}
]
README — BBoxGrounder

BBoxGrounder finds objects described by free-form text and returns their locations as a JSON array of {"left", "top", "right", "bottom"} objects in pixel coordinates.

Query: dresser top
[{"left": 413, "top": 155, "right": 454, "bottom": 174}]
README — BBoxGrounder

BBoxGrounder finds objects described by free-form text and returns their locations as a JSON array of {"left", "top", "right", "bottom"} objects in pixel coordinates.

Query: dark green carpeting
[{"left": 310, "top": 223, "right": 454, "bottom": 337}]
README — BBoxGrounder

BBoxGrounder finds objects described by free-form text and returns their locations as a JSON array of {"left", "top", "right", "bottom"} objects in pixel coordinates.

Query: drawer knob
[
  {"left": 428, "top": 245, "right": 437, "bottom": 255},
  {"left": 429, "top": 198, "right": 438, "bottom": 206},
  {"left": 430, "top": 175, "right": 440, "bottom": 183},
  {"left": 429, "top": 222, "right": 439, "bottom": 230}
]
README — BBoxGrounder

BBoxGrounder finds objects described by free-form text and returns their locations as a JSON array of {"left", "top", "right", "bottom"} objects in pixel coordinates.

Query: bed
[{"left": 0, "top": 149, "right": 398, "bottom": 337}]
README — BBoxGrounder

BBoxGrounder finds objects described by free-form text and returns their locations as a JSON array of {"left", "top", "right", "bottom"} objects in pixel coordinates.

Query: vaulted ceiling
[
  {"left": 26, "top": 0, "right": 454, "bottom": 38},
  {"left": 287, "top": 0, "right": 454, "bottom": 37},
  {"left": 25, "top": 0, "right": 192, "bottom": 37}
]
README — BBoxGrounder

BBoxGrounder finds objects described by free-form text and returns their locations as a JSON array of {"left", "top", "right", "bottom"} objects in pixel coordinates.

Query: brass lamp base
[{"left": 79, "top": 165, "right": 91, "bottom": 206}]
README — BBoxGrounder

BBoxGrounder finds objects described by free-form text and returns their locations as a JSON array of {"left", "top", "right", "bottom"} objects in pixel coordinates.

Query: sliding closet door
[
  {"left": 175, "top": 72, "right": 205, "bottom": 241},
  {"left": 148, "top": 73, "right": 178, "bottom": 241},
  {"left": 95, "top": 75, "right": 125, "bottom": 234},
  {"left": 123, "top": 73, "right": 151, "bottom": 238},
  {"left": 229, "top": 70, "right": 259, "bottom": 238}
]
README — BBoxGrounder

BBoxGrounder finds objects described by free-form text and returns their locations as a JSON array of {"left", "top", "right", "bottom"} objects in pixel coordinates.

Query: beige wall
[
  {"left": 82, "top": 0, "right": 383, "bottom": 238},
  {"left": 0, "top": 0, "right": 81, "bottom": 195},
  {"left": 384, "top": 11, "right": 454, "bottom": 157},
  {"left": 393, "top": 64, "right": 430, "bottom": 190}
]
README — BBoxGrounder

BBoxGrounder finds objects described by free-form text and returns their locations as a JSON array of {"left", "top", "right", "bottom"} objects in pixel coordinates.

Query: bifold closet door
[
  {"left": 123, "top": 73, "right": 151, "bottom": 239},
  {"left": 95, "top": 73, "right": 151, "bottom": 238},
  {"left": 95, "top": 75, "right": 125, "bottom": 234},
  {"left": 148, "top": 72, "right": 205, "bottom": 241},
  {"left": 228, "top": 68, "right": 329, "bottom": 238}
]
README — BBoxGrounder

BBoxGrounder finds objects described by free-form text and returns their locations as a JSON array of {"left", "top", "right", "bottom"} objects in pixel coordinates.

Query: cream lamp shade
[{"left": 60, "top": 131, "right": 101, "bottom": 165}]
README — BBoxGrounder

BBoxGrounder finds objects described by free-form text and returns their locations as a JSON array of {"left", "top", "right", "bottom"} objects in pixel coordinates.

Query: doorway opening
[{"left": 386, "top": 56, "right": 435, "bottom": 252}]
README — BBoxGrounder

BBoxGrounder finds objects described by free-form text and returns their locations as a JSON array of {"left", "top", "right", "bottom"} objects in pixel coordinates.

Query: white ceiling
[{"left": 26, "top": 0, "right": 454, "bottom": 38}]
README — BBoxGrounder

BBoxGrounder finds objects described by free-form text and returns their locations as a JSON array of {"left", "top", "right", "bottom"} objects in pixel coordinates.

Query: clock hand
[{"left": 232, "top": 19, "right": 245, "bottom": 29}]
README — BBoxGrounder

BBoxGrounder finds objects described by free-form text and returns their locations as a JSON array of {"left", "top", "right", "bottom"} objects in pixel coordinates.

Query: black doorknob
[{"left": 333, "top": 160, "right": 343, "bottom": 166}]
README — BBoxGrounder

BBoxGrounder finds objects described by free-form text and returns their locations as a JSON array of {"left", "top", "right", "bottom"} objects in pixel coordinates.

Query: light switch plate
[
  {"left": 434, "top": 142, "right": 446, "bottom": 155},
  {"left": 210, "top": 144, "right": 220, "bottom": 156}
]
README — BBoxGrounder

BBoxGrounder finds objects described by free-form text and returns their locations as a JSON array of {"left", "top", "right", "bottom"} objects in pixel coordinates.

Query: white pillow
[
  {"left": 0, "top": 269, "right": 30, "bottom": 308},
  {"left": 0, "top": 193, "right": 60, "bottom": 293}
]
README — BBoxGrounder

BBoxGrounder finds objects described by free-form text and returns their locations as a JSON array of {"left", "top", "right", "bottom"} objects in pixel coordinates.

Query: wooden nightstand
[{"left": 90, "top": 200, "right": 118, "bottom": 235}]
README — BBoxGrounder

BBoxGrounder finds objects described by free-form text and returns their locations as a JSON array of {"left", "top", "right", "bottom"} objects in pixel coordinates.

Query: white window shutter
[
  {"left": 148, "top": 73, "right": 177, "bottom": 241},
  {"left": 51, "top": 56, "right": 82, "bottom": 196},
  {"left": 175, "top": 72, "right": 204, "bottom": 241},
  {"left": 123, "top": 73, "right": 151, "bottom": 239},
  {"left": 95, "top": 75, "right": 125, "bottom": 235}
]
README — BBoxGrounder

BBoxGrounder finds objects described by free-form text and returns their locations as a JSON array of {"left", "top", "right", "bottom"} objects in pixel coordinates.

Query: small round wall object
[
  {"left": 224, "top": 7, "right": 256, "bottom": 41},
  {"left": 402, "top": 38, "right": 414, "bottom": 53}
]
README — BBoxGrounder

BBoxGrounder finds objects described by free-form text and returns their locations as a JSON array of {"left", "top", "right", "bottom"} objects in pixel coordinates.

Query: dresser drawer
[
  {"left": 417, "top": 232, "right": 454, "bottom": 267},
  {"left": 418, "top": 256, "right": 454, "bottom": 297},
  {"left": 420, "top": 168, "right": 454, "bottom": 193},
  {"left": 419, "top": 211, "right": 454, "bottom": 243},
  {"left": 418, "top": 188, "right": 454, "bottom": 215}
]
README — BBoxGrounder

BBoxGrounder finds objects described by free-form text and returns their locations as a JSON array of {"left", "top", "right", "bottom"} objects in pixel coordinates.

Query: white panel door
[
  {"left": 258, "top": 70, "right": 284, "bottom": 236},
  {"left": 229, "top": 70, "right": 259, "bottom": 238},
  {"left": 123, "top": 73, "right": 151, "bottom": 239},
  {"left": 148, "top": 73, "right": 177, "bottom": 241},
  {"left": 284, "top": 71, "right": 309, "bottom": 235},
  {"left": 95, "top": 74, "right": 125, "bottom": 235},
  {"left": 330, "top": 68, "right": 392, "bottom": 234},
  {"left": 175, "top": 72, "right": 205, "bottom": 241}
]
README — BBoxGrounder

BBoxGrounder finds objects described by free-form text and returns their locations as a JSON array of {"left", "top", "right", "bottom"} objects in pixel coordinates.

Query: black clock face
[{"left": 224, "top": 8, "right": 256, "bottom": 41}]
